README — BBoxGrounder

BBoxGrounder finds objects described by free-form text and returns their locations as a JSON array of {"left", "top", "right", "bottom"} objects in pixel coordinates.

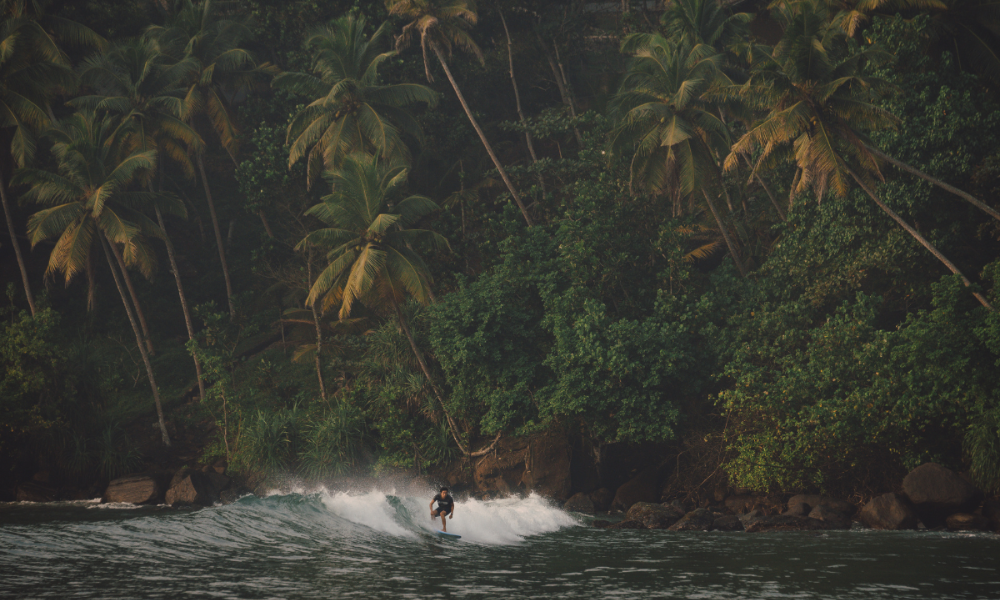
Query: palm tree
[
  {"left": 661, "top": 0, "right": 751, "bottom": 51},
  {"left": 16, "top": 111, "right": 177, "bottom": 445},
  {"left": 724, "top": 0, "right": 994, "bottom": 309},
  {"left": 0, "top": 4, "right": 96, "bottom": 316},
  {"left": 273, "top": 14, "right": 437, "bottom": 189},
  {"left": 611, "top": 36, "right": 747, "bottom": 277},
  {"left": 387, "top": 0, "right": 534, "bottom": 227},
  {"left": 147, "top": 0, "right": 278, "bottom": 318},
  {"left": 71, "top": 37, "right": 209, "bottom": 394},
  {"left": 295, "top": 152, "right": 481, "bottom": 452}
]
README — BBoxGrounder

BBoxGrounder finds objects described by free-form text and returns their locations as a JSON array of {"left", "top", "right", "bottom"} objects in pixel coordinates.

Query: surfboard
[{"left": 435, "top": 530, "right": 461, "bottom": 539}]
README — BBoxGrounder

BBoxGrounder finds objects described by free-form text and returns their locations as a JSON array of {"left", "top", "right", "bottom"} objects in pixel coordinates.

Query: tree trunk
[
  {"left": 865, "top": 144, "right": 1000, "bottom": 223},
  {"left": 0, "top": 171, "right": 36, "bottom": 316},
  {"left": 500, "top": 10, "right": 545, "bottom": 197},
  {"left": 789, "top": 167, "right": 801, "bottom": 209},
  {"left": 432, "top": 46, "right": 533, "bottom": 228},
  {"left": 155, "top": 204, "right": 206, "bottom": 401},
  {"left": 108, "top": 237, "right": 155, "bottom": 356},
  {"left": 101, "top": 234, "right": 171, "bottom": 445},
  {"left": 258, "top": 210, "right": 275, "bottom": 238},
  {"left": 755, "top": 173, "right": 786, "bottom": 221},
  {"left": 702, "top": 189, "right": 747, "bottom": 278},
  {"left": 553, "top": 42, "right": 585, "bottom": 146},
  {"left": 536, "top": 32, "right": 584, "bottom": 147},
  {"left": 307, "top": 252, "right": 327, "bottom": 401},
  {"left": 197, "top": 153, "right": 236, "bottom": 318},
  {"left": 847, "top": 168, "right": 993, "bottom": 310}
]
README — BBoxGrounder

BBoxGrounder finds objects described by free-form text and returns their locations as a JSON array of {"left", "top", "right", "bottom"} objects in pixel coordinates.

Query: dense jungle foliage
[{"left": 2, "top": 0, "right": 999, "bottom": 497}]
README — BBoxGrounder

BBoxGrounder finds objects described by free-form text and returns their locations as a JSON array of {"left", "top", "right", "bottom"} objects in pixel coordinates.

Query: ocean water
[{"left": 2, "top": 489, "right": 999, "bottom": 599}]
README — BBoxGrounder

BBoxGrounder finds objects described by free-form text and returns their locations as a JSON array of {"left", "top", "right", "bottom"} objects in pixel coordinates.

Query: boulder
[
  {"left": 902, "top": 463, "right": 979, "bottom": 526},
  {"left": 564, "top": 492, "right": 595, "bottom": 514},
  {"left": 612, "top": 466, "right": 662, "bottom": 511},
  {"left": 808, "top": 504, "right": 851, "bottom": 528},
  {"left": 607, "top": 519, "right": 646, "bottom": 530},
  {"left": 103, "top": 474, "right": 162, "bottom": 504},
  {"left": 589, "top": 488, "right": 614, "bottom": 512},
  {"left": 783, "top": 502, "right": 811, "bottom": 517},
  {"left": 624, "top": 502, "right": 684, "bottom": 529},
  {"left": 787, "top": 494, "right": 855, "bottom": 516},
  {"left": 859, "top": 493, "right": 918, "bottom": 530},
  {"left": 744, "top": 515, "right": 832, "bottom": 533},
  {"left": 165, "top": 468, "right": 230, "bottom": 506},
  {"left": 592, "top": 520, "right": 612, "bottom": 529},
  {"left": 945, "top": 513, "right": 994, "bottom": 532},
  {"left": 713, "top": 514, "right": 745, "bottom": 531},
  {"left": 668, "top": 508, "right": 716, "bottom": 532},
  {"left": 724, "top": 495, "right": 757, "bottom": 514},
  {"left": 16, "top": 482, "right": 58, "bottom": 502},
  {"left": 982, "top": 499, "right": 1000, "bottom": 529},
  {"left": 520, "top": 428, "right": 573, "bottom": 500}
]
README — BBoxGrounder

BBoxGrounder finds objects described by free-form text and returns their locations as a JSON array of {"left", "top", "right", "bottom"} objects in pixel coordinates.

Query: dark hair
[{"left": 440, "top": 487, "right": 449, "bottom": 493}]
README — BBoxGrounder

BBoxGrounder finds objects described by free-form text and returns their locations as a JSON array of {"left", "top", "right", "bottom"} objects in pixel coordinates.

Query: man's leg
[{"left": 441, "top": 511, "right": 447, "bottom": 532}]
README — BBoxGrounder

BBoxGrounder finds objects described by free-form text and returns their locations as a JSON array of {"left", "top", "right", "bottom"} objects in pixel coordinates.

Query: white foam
[
  {"left": 406, "top": 492, "right": 578, "bottom": 545},
  {"left": 319, "top": 490, "right": 416, "bottom": 538}
]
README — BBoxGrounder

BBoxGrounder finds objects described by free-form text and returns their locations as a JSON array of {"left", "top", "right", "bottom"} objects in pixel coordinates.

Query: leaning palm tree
[
  {"left": 147, "top": 0, "right": 277, "bottom": 318},
  {"left": 0, "top": 2, "right": 99, "bottom": 316},
  {"left": 387, "top": 0, "right": 534, "bottom": 227},
  {"left": 611, "top": 36, "right": 747, "bottom": 277},
  {"left": 725, "top": 0, "right": 994, "bottom": 309},
  {"left": 273, "top": 14, "right": 437, "bottom": 189},
  {"left": 16, "top": 111, "right": 180, "bottom": 445},
  {"left": 296, "top": 152, "right": 481, "bottom": 453},
  {"left": 72, "top": 37, "right": 209, "bottom": 394}
]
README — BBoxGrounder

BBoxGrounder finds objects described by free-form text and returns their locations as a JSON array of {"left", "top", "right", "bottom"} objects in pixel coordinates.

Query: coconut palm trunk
[
  {"left": 702, "top": 189, "right": 747, "bottom": 277},
  {"left": 0, "top": 171, "right": 36, "bottom": 316},
  {"left": 847, "top": 168, "right": 993, "bottom": 310},
  {"left": 109, "top": 237, "right": 155, "bottom": 355},
  {"left": 307, "top": 253, "right": 327, "bottom": 401},
  {"left": 500, "top": 11, "right": 545, "bottom": 197},
  {"left": 154, "top": 203, "right": 206, "bottom": 401},
  {"left": 431, "top": 45, "right": 533, "bottom": 227},
  {"left": 755, "top": 174, "right": 786, "bottom": 221},
  {"left": 864, "top": 144, "right": 1000, "bottom": 224},
  {"left": 392, "top": 299, "right": 501, "bottom": 458},
  {"left": 197, "top": 153, "right": 236, "bottom": 319},
  {"left": 100, "top": 233, "right": 171, "bottom": 445}
]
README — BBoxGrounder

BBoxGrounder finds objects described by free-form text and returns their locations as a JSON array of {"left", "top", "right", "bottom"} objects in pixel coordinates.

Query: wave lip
[{"left": 264, "top": 488, "right": 579, "bottom": 545}]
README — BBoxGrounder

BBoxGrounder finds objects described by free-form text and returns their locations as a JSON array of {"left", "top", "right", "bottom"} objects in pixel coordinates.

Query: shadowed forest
[{"left": 2, "top": 0, "right": 1000, "bottom": 501}]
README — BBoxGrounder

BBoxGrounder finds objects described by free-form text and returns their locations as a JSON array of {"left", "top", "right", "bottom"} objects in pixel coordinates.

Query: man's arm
[{"left": 449, "top": 500, "right": 455, "bottom": 518}]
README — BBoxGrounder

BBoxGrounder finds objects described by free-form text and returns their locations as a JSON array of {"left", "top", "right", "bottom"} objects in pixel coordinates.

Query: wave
[{"left": 261, "top": 487, "right": 580, "bottom": 545}]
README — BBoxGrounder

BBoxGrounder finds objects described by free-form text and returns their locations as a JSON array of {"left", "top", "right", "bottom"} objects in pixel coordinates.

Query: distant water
[{"left": 2, "top": 489, "right": 999, "bottom": 599}]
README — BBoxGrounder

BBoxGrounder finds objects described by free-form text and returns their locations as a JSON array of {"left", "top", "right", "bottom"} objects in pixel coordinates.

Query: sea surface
[{"left": 2, "top": 489, "right": 999, "bottom": 599}]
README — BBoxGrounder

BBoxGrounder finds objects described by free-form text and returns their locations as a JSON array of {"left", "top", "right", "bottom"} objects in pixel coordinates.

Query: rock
[
  {"left": 165, "top": 467, "right": 230, "bottom": 506},
  {"left": 592, "top": 520, "right": 612, "bottom": 529},
  {"left": 808, "top": 504, "right": 850, "bottom": 527},
  {"left": 783, "top": 502, "right": 811, "bottom": 517},
  {"left": 859, "top": 493, "right": 918, "bottom": 530},
  {"left": 31, "top": 471, "right": 51, "bottom": 483},
  {"left": 624, "top": 502, "right": 684, "bottom": 529},
  {"left": 787, "top": 494, "right": 855, "bottom": 516},
  {"left": 724, "top": 495, "right": 757, "bottom": 514},
  {"left": 16, "top": 482, "right": 58, "bottom": 502},
  {"left": 470, "top": 427, "right": 573, "bottom": 500},
  {"left": 713, "top": 514, "right": 745, "bottom": 531},
  {"left": 945, "top": 513, "right": 994, "bottom": 531},
  {"left": 744, "top": 515, "right": 831, "bottom": 533},
  {"left": 902, "top": 463, "right": 980, "bottom": 527},
  {"left": 589, "top": 488, "right": 614, "bottom": 512},
  {"left": 668, "top": 508, "right": 716, "bottom": 531},
  {"left": 607, "top": 519, "right": 646, "bottom": 530},
  {"left": 564, "top": 492, "right": 595, "bottom": 514},
  {"left": 982, "top": 499, "right": 1000, "bottom": 528},
  {"left": 612, "top": 466, "right": 663, "bottom": 511},
  {"left": 519, "top": 428, "right": 573, "bottom": 501},
  {"left": 211, "top": 459, "right": 227, "bottom": 475},
  {"left": 739, "top": 509, "right": 763, "bottom": 527},
  {"left": 103, "top": 474, "right": 162, "bottom": 504},
  {"left": 219, "top": 486, "right": 250, "bottom": 505}
]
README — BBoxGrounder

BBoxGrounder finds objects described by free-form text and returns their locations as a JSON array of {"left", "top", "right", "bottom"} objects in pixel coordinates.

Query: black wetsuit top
[{"left": 434, "top": 494, "right": 454, "bottom": 513}]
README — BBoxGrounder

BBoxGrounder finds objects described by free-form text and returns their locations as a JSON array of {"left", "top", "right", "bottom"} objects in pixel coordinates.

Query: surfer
[{"left": 429, "top": 487, "right": 455, "bottom": 532}]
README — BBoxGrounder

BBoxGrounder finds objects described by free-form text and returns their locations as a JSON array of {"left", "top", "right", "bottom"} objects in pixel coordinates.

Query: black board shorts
[{"left": 433, "top": 507, "right": 452, "bottom": 516}]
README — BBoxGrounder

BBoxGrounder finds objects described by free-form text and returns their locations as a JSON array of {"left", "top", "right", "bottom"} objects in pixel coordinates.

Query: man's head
[{"left": 440, "top": 487, "right": 448, "bottom": 497}]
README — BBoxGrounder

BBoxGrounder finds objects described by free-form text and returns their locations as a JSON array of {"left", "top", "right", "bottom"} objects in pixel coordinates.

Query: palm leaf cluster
[
  {"left": 299, "top": 153, "right": 448, "bottom": 319},
  {"left": 274, "top": 15, "right": 437, "bottom": 188}
]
